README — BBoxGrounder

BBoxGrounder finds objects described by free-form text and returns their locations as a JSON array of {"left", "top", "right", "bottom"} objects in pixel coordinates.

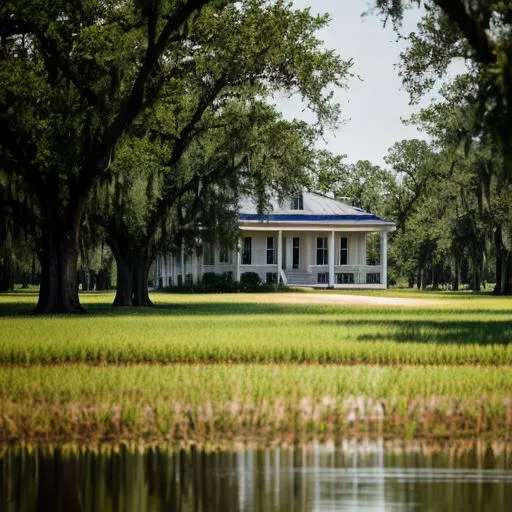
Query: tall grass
[
  {"left": 1, "top": 364, "right": 510, "bottom": 442},
  {"left": 1, "top": 292, "right": 511, "bottom": 365},
  {"left": 1, "top": 291, "right": 510, "bottom": 442}
]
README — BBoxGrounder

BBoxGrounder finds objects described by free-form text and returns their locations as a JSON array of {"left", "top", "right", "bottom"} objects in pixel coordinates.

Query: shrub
[
  {"left": 240, "top": 272, "right": 262, "bottom": 292},
  {"left": 202, "top": 272, "right": 219, "bottom": 292},
  {"left": 202, "top": 272, "right": 237, "bottom": 292}
]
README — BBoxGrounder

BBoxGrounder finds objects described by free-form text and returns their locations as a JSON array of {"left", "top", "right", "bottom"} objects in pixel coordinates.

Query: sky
[{"left": 275, "top": 0, "right": 429, "bottom": 167}]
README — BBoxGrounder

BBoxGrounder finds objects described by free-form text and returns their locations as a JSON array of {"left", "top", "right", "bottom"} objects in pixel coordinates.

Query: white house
[{"left": 155, "top": 191, "right": 396, "bottom": 289}]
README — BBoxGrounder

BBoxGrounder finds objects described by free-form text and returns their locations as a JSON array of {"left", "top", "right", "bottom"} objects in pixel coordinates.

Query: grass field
[
  {"left": 1, "top": 289, "right": 511, "bottom": 443},
  {"left": 1, "top": 291, "right": 511, "bottom": 365}
]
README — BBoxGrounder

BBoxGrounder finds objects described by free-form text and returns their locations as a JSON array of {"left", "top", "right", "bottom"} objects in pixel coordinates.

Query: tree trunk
[
  {"left": 34, "top": 222, "right": 83, "bottom": 313},
  {"left": 113, "top": 254, "right": 134, "bottom": 306},
  {"left": 31, "top": 253, "right": 37, "bottom": 285},
  {"left": 451, "top": 258, "right": 459, "bottom": 291},
  {"left": 0, "top": 259, "right": 13, "bottom": 291},
  {"left": 110, "top": 234, "right": 154, "bottom": 307},
  {"left": 494, "top": 227, "right": 512, "bottom": 295},
  {"left": 84, "top": 269, "right": 91, "bottom": 292},
  {"left": 432, "top": 264, "right": 439, "bottom": 290},
  {"left": 89, "top": 270, "right": 97, "bottom": 291},
  {"left": 498, "top": 250, "right": 511, "bottom": 295},
  {"left": 0, "top": 226, "right": 14, "bottom": 292},
  {"left": 471, "top": 254, "right": 482, "bottom": 292},
  {"left": 132, "top": 252, "right": 153, "bottom": 307}
]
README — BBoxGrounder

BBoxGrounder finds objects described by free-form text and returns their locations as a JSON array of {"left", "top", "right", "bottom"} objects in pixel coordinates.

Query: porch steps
[{"left": 283, "top": 270, "right": 316, "bottom": 286}]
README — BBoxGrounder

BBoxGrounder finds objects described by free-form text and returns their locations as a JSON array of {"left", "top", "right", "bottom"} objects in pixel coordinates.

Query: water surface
[{"left": 1, "top": 440, "right": 511, "bottom": 511}]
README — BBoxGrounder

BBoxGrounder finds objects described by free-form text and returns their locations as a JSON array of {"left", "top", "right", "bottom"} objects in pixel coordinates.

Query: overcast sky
[{"left": 275, "top": 0, "right": 429, "bottom": 167}]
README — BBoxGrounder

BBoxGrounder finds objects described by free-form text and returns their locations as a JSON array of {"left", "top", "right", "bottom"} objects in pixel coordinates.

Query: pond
[{"left": 1, "top": 440, "right": 511, "bottom": 511}]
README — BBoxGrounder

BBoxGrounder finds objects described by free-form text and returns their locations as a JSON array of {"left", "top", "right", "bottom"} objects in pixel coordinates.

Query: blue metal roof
[
  {"left": 238, "top": 191, "right": 395, "bottom": 227},
  {"left": 239, "top": 213, "right": 387, "bottom": 222}
]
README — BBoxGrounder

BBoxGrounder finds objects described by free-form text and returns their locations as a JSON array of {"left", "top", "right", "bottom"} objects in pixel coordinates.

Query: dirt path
[{"left": 262, "top": 292, "right": 446, "bottom": 308}]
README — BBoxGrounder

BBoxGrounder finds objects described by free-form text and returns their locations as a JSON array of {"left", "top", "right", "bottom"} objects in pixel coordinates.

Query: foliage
[
  {"left": 316, "top": 159, "right": 395, "bottom": 217},
  {"left": 374, "top": 0, "right": 512, "bottom": 293},
  {"left": 239, "top": 272, "right": 262, "bottom": 291},
  {"left": 81, "top": 0, "right": 352, "bottom": 307},
  {"left": 200, "top": 272, "right": 237, "bottom": 292},
  {"left": 0, "top": 0, "right": 229, "bottom": 311}
]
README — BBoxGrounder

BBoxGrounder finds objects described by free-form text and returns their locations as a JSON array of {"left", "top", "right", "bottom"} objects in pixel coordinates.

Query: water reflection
[{"left": 1, "top": 440, "right": 511, "bottom": 511}]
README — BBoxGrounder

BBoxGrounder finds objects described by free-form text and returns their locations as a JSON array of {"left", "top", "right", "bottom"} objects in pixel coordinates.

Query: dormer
[{"left": 290, "top": 194, "right": 303, "bottom": 210}]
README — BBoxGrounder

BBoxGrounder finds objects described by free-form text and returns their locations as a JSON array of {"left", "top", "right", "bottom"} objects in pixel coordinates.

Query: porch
[{"left": 237, "top": 229, "right": 389, "bottom": 289}]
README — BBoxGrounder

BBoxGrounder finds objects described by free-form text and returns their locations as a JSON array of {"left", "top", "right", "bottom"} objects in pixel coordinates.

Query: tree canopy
[{"left": 0, "top": 0, "right": 350, "bottom": 310}]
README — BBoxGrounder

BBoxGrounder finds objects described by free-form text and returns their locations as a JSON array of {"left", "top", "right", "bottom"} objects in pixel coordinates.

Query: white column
[
  {"left": 380, "top": 231, "right": 388, "bottom": 288},
  {"left": 236, "top": 241, "right": 241, "bottom": 282},
  {"left": 192, "top": 250, "right": 199, "bottom": 284},
  {"left": 305, "top": 233, "right": 311, "bottom": 268},
  {"left": 277, "top": 230, "right": 282, "bottom": 282},
  {"left": 329, "top": 230, "right": 335, "bottom": 287},
  {"left": 286, "top": 236, "right": 293, "bottom": 269},
  {"left": 170, "top": 254, "right": 176, "bottom": 287}
]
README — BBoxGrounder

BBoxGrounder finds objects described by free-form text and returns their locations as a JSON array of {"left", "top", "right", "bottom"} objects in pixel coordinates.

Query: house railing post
[
  {"left": 277, "top": 230, "right": 283, "bottom": 283},
  {"left": 236, "top": 238, "right": 241, "bottom": 282},
  {"left": 380, "top": 231, "right": 388, "bottom": 288},
  {"left": 329, "top": 230, "right": 335, "bottom": 287}
]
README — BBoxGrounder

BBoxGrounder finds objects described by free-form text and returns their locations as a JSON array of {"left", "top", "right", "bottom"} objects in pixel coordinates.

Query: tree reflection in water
[{"left": 1, "top": 440, "right": 511, "bottom": 511}]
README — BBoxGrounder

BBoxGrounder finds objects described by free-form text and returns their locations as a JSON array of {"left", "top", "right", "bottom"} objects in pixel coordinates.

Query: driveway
[{"left": 262, "top": 292, "right": 446, "bottom": 308}]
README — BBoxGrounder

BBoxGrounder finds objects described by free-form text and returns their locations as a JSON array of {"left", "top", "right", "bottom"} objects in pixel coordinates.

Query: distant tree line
[{"left": 371, "top": 0, "right": 512, "bottom": 292}]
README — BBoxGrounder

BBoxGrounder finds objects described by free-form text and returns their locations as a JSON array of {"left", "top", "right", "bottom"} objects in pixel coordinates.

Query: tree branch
[
  {"left": 434, "top": 0, "right": 496, "bottom": 64},
  {"left": 0, "top": 121, "right": 44, "bottom": 196},
  {"left": 6, "top": 17, "right": 105, "bottom": 109},
  {"left": 104, "top": 0, "right": 213, "bottom": 150}
]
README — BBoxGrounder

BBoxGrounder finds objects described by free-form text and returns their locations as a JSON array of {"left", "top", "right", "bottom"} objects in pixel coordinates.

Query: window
[
  {"left": 317, "top": 272, "right": 328, "bottom": 284},
  {"left": 203, "top": 243, "right": 215, "bottom": 265},
  {"left": 290, "top": 195, "right": 304, "bottom": 210},
  {"left": 336, "top": 272, "right": 354, "bottom": 284},
  {"left": 219, "top": 247, "right": 232, "bottom": 264},
  {"left": 316, "top": 237, "right": 328, "bottom": 265},
  {"left": 266, "top": 272, "right": 278, "bottom": 284},
  {"left": 242, "top": 237, "right": 252, "bottom": 265},
  {"left": 267, "top": 237, "right": 277, "bottom": 264},
  {"left": 366, "top": 272, "right": 381, "bottom": 284},
  {"left": 340, "top": 237, "right": 348, "bottom": 265}
]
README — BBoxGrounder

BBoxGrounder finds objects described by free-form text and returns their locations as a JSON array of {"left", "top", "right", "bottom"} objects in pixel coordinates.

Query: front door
[{"left": 292, "top": 237, "right": 300, "bottom": 269}]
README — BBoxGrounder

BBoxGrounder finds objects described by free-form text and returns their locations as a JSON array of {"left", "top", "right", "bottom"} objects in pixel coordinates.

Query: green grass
[
  {"left": 1, "top": 290, "right": 511, "bottom": 442},
  {"left": 0, "top": 291, "right": 511, "bottom": 365},
  {"left": 1, "top": 364, "right": 510, "bottom": 442}
]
